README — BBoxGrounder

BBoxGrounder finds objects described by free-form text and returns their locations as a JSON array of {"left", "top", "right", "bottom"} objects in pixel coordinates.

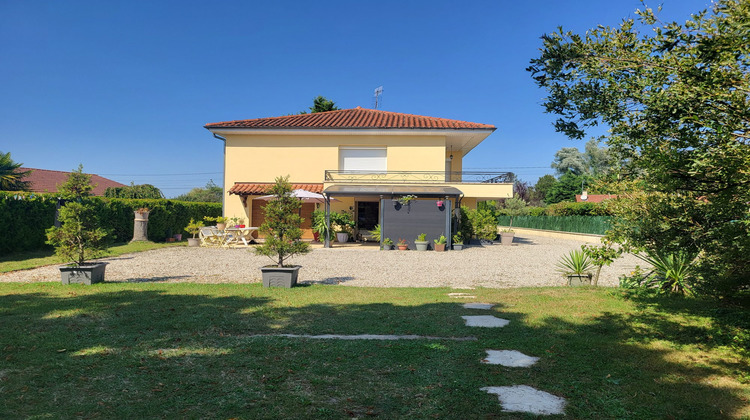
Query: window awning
[{"left": 323, "top": 185, "right": 463, "bottom": 197}]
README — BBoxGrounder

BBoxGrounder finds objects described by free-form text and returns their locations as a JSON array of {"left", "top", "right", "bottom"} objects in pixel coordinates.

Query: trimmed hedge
[
  {"left": 497, "top": 201, "right": 613, "bottom": 217},
  {"left": 496, "top": 215, "right": 612, "bottom": 235},
  {"left": 0, "top": 192, "right": 221, "bottom": 254}
]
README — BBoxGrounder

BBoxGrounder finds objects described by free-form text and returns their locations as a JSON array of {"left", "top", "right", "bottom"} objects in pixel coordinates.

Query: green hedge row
[
  {"left": 496, "top": 215, "right": 612, "bottom": 235},
  {"left": 0, "top": 192, "right": 221, "bottom": 254},
  {"left": 497, "top": 201, "right": 614, "bottom": 217}
]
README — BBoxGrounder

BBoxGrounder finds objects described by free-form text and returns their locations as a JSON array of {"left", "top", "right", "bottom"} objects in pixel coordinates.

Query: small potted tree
[
  {"left": 382, "top": 238, "right": 394, "bottom": 250},
  {"left": 45, "top": 165, "right": 110, "bottom": 285},
  {"left": 204, "top": 216, "right": 228, "bottom": 230},
  {"left": 415, "top": 233, "right": 429, "bottom": 251},
  {"left": 452, "top": 233, "right": 464, "bottom": 251},
  {"left": 184, "top": 218, "right": 204, "bottom": 247},
  {"left": 433, "top": 235, "right": 447, "bottom": 252},
  {"left": 253, "top": 176, "right": 311, "bottom": 288},
  {"left": 500, "top": 196, "right": 527, "bottom": 246},
  {"left": 556, "top": 249, "right": 594, "bottom": 286}
]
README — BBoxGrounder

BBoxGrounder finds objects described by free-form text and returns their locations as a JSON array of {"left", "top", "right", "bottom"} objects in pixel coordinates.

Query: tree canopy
[
  {"left": 300, "top": 96, "right": 340, "bottom": 114},
  {"left": 57, "top": 164, "right": 95, "bottom": 199},
  {"left": 528, "top": 0, "right": 750, "bottom": 296},
  {"left": 551, "top": 139, "right": 613, "bottom": 176},
  {"left": 104, "top": 183, "right": 164, "bottom": 199},
  {"left": 0, "top": 151, "right": 31, "bottom": 191},
  {"left": 174, "top": 180, "right": 222, "bottom": 202}
]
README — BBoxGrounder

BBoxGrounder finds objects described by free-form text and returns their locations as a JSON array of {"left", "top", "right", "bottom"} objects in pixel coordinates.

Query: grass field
[
  {"left": 0, "top": 283, "right": 747, "bottom": 419},
  {"left": 0, "top": 241, "right": 183, "bottom": 273}
]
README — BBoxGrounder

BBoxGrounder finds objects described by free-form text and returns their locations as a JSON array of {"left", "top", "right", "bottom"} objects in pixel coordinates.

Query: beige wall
[
  {"left": 223, "top": 133, "right": 447, "bottom": 218},
  {"left": 221, "top": 132, "right": 511, "bottom": 219}
]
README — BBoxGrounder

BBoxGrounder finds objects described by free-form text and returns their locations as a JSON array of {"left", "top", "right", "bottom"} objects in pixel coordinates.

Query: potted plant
[
  {"left": 415, "top": 233, "right": 429, "bottom": 251},
  {"left": 452, "top": 233, "right": 464, "bottom": 251},
  {"left": 396, "top": 194, "right": 417, "bottom": 206},
  {"left": 331, "top": 210, "right": 354, "bottom": 243},
  {"left": 433, "top": 235, "right": 447, "bottom": 252},
  {"left": 311, "top": 210, "right": 330, "bottom": 243},
  {"left": 204, "top": 216, "right": 228, "bottom": 230},
  {"left": 556, "top": 249, "right": 594, "bottom": 286},
  {"left": 45, "top": 165, "right": 110, "bottom": 285},
  {"left": 253, "top": 176, "right": 311, "bottom": 288},
  {"left": 382, "top": 237, "right": 394, "bottom": 250},
  {"left": 500, "top": 196, "right": 528, "bottom": 246},
  {"left": 184, "top": 218, "right": 204, "bottom": 247},
  {"left": 396, "top": 238, "right": 408, "bottom": 250}
]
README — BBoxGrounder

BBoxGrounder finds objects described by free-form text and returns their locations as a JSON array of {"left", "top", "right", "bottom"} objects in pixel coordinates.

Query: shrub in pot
[
  {"left": 433, "top": 235, "right": 447, "bottom": 252},
  {"left": 452, "top": 233, "right": 464, "bottom": 251},
  {"left": 397, "top": 238, "right": 408, "bottom": 250},
  {"left": 382, "top": 237, "right": 394, "bottom": 250},
  {"left": 415, "top": 233, "right": 429, "bottom": 251},
  {"left": 253, "top": 176, "right": 311, "bottom": 287},
  {"left": 556, "top": 249, "right": 594, "bottom": 286},
  {"left": 45, "top": 165, "right": 110, "bottom": 285},
  {"left": 185, "top": 218, "right": 204, "bottom": 247},
  {"left": 499, "top": 195, "right": 528, "bottom": 246},
  {"left": 204, "top": 215, "right": 228, "bottom": 230}
]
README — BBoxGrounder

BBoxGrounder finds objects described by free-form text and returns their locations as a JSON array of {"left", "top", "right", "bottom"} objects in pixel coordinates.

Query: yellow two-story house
[{"left": 204, "top": 107, "right": 512, "bottom": 247}]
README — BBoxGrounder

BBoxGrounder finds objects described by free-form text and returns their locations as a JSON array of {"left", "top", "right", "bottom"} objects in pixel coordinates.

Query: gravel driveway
[{"left": 1, "top": 234, "right": 641, "bottom": 288}]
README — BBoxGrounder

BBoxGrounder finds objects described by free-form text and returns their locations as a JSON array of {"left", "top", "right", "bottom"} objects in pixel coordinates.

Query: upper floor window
[{"left": 339, "top": 147, "right": 386, "bottom": 172}]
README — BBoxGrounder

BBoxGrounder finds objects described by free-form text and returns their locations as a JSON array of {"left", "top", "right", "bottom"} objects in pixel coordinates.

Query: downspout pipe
[{"left": 213, "top": 133, "right": 227, "bottom": 216}]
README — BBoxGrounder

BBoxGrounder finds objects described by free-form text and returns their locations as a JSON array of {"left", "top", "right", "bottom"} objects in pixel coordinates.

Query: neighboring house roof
[
  {"left": 229, "top": 182, "right": 324, "bottom": 196},
  {"left": 204, "top": 107, "right": 496, "bottom": 130},
  {"left": 575, "top": 194, "right": 618, "bottom": 203},
  {"left": 18, "top": 168, "right": 126, "bottom": 196}
]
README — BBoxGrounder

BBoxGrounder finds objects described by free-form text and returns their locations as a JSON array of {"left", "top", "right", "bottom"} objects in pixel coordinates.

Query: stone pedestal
[{"left": 132, "top": 211, "right": 149, "bottom": 242}]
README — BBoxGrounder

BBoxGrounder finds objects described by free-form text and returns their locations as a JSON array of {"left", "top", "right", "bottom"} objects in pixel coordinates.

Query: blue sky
[{"left": 1, "top": 0, "right": 712, "bottom": 197}]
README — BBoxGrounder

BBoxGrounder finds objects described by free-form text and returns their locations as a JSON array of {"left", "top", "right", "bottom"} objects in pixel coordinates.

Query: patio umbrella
[{"left": 253, "top": 189, "right": 338, "bottom": 203}]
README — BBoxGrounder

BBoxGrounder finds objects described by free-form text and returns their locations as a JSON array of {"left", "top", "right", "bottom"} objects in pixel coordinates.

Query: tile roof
[
  {"left": 18, "top": 168, "right": 126, "bottom": 196},
  {"left": 205, "top": 107, "right": 495, "bottom": 130},
  {"left": 575, "top": 194, "right": 618, "bottom": 203},
  {"left": 229, "top": 182, "right": 324, "bottom": 195}
]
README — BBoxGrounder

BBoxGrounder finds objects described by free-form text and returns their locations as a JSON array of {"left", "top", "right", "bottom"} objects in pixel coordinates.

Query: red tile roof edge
[
  {"left": 228, "top": 182, "right": 324, "bottom": 195},
  {"left": 205, "top": 107, "right": 496, "bottom": 130}
]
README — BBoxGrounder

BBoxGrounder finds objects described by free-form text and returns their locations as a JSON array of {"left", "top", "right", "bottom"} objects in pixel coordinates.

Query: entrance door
[{"left": 357, "top": 201, "right": 379, "bottom": 230}]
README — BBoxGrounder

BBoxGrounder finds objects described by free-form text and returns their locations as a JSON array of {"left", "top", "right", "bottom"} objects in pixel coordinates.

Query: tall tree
[
  {"left": 551, "top": 139, "right": 613, "bottom": 176},
  {"left": 174, "top": 180, "right": 222, "bottom": 202},
  {"left": 0, "top": 151, "right": 31, "bottom": 191},
  {"left": 551, "top": 147, "right": 587, "bottom": 175},
  {"left": 57, "top": 164, "right": 95, "bottom": 199},
  {"left": 531, "top": 174, "right": 558, "bottom": 204},
  {"left": 300, "top": 96, "right": 340, "bottom": 114},
  {"left": 545, "top": 172, "right": 588, "bottom": 204},
  {"left": 104, "top": 183, "right": 164, "bottom": 199},
  {"left": 528, "top": 0, "right": 750, "bottom": 295}
]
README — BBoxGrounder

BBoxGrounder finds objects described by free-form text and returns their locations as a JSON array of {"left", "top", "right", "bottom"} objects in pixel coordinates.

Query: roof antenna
[{"left": 373, "top": 86, "right": 383, "bottom": 109}]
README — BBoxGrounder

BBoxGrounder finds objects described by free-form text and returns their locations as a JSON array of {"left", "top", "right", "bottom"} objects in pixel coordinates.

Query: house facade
[{"left": 204, "top": 107, "right": 512, "bottom": 246}]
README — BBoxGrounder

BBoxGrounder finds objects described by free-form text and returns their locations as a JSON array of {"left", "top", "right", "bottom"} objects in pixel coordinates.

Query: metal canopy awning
[{"left": 323, "top": 185, "right": 463, "bottom": 197}]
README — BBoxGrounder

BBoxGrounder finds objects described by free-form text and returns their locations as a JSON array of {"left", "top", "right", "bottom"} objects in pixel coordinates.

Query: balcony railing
[{"left": 324, "top": 170, "right": 514, "bottom": 184}]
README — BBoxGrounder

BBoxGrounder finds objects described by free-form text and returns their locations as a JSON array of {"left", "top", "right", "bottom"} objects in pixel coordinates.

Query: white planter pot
[{"left": 336, "top": 232, "right": 349, "bottom": 243}]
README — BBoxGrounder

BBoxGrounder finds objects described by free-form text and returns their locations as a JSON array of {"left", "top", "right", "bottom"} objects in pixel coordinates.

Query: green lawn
[
  {"left": 0, "top": 241, "right": 184, "bottom": 273},
  {"left": 0, "top": 284, "right": 747, "bottom": 419}
]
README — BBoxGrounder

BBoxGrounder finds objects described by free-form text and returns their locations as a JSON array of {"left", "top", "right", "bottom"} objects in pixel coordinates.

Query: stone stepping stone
[
  {"left": 461, "top": 315, "right": 509, "bottom": 328},
  {"left": 448, "top": 293, "right": 477, "bottom": 299},
  {"left": 462, "top": 303, "right": 494, "bottom": 310},
  {"left": 481, "top": 385, "right": 565, "bottom": 415},
  {"left": 482, "top": 350, "right": 539, "bottom": 367}
]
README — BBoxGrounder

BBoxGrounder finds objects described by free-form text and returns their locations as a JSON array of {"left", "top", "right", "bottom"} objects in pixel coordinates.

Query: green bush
[
  {"left": 0, "top": 192, "right": 221, "bottom": 254},
  {"left": 0, "top": 192, "right": 57, "bottom": 254},
  {"left": 496, "top": 215, "right": 612, "bottom": 235}
]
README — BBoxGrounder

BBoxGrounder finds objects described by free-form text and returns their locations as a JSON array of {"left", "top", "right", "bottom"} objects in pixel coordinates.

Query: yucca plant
[
  {"left": 636, "top": 250, "right": 696, "bottom": 295},
  {"left": 556, "top": 249, "right": 594, "bottom": 276}
]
